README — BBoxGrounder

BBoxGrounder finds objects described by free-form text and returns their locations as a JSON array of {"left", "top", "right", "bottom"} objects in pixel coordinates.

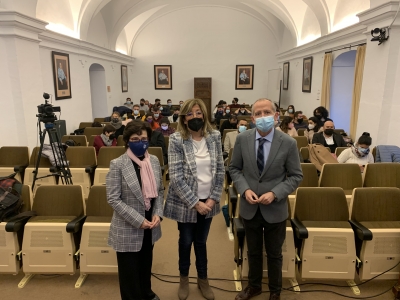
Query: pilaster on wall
[
  {"left": 356, "top": 1, "right": 400, "bottom": 145},
  {"left": 0, "top": 11, "right": 47, "bottom": 147}
]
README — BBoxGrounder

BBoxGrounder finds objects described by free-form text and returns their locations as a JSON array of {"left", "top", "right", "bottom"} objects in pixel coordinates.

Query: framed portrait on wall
[
  {"left": 121, "top": 65, "right": 128, "bottom": 92},
  {"left": 52, "top": 51, "right": 72, "bottom": 100},
  {"left": 235, "top": 65, "right": 254, "bottom": 90},
  {"left": 154, "top": 65, "right": 172, "bottom": 89},
  {"left": 302, "top": 57, "right": 313, "bottom": 93},
  {"left": 283, "top": 62, "right": 289, "bottom": 90}
]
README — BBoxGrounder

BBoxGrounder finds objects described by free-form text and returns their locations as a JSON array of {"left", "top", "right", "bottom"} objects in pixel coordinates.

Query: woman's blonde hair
[{"left": 177, "top": 99, "right": 214, "bottom": 140}]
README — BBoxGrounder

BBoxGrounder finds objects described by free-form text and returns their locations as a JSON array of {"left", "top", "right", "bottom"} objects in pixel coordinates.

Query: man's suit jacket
[
  {"left": 106, "top": 153, "right": 164, "bottom": 252},
  {"left": 229, "top": 128, "right": 303, "bottom": 223},
  {"left": 164, "top": 130, "right": 224, "bottom": 223},
  {"left": 312, "top": 132, "right": 347, "bottom": 148}
]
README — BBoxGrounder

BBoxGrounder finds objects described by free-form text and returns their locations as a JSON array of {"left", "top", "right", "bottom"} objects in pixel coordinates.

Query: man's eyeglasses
[{"left": 129, "top": 138, "right": 148, "bottom": 143}]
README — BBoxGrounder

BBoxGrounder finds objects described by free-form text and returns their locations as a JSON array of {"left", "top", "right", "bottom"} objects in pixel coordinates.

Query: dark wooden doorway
[{"left": 194, "top": 78, "right": 212, "bottom": 122}]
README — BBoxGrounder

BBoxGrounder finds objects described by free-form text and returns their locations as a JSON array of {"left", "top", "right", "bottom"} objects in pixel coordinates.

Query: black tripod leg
[{"left": 32, "top": 126, "right": 47, "bottom": 191}]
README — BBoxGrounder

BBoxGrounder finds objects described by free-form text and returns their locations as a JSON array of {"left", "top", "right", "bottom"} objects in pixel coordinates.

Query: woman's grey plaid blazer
[
  {"left": 106, "top": 152, "right": 164, "bottom": 252},
  {"left": 164, "top": 130, "right": 224, "bottom": 223}
]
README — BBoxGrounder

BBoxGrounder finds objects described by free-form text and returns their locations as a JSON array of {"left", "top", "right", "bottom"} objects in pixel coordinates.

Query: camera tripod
[{"left": 32, "top": 121, "right": 73, "bottom": 191}]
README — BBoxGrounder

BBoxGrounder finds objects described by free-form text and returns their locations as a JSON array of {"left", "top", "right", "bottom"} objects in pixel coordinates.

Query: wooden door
[{"left": 194, "top": 78, "right": 212, "bottom": 122}]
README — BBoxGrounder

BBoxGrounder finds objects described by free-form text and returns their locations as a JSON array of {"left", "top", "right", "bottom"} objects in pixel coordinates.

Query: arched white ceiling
[{"left": 32, "top": 0, "right": 372, "bottom": 52}]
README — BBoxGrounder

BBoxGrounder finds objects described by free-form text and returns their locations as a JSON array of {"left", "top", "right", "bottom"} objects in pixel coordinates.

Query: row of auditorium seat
[{"left": 232, "top": 187, "right": 400, "bottom": 284}]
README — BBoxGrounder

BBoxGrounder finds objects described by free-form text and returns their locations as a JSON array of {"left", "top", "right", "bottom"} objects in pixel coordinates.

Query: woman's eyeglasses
[
  {"left": 186, "top": 111, "right": 203, "bottom": 118},
  {"left": 129, "top": 138, "right": 148, "bottom": 143}
]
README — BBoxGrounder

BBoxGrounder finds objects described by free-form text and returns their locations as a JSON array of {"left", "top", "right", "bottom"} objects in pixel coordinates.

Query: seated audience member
[
  {"left": 220, "top": 115, "right": 238, "bottom": 135},
  {"left": 293, "top": 111, "right": 308, "bottom": 130},
  {"left": 124, "top": 98, "right": 133, "bottom": 110},
  {"left": 313, "top": 106, "right": 333, "bottom": 127},
  {"left": 224, "top": 106, "right": 232, "bottom": 118},
  {"left": 212, "top": 100, "right": 227, "bottom": 122},
  {"left": 155, "top": 117, "right": 175, "bottom": 137},
  {"left": 129, "top": 104, "right": 142, "bottom": 120},
  {"left": 337, "top": 132, "right": 374, "bottom": 171},
  {"left": 276, "top": 116, "right": 298, "bottom": 137},
  {"left": 235, "top": 105, "right": 251, "bottom": 115},
  {"left": 144, "top": 107, "right": 162, "bottom": 125},
  {"left": 284, "top": 105, "right": 295, "bottom": 117},
  {"left": 179, "top": 100, "right": 184, "bottom": 107},
  {"left": 161, "top": 99, "right": 172, "bottom": 117},
  {"left": 139, "top": 98, "right": 149, "bottom": 112},
  {"left": 143, "top": 112, "right": 160, "bottom": 130},
  {"left": 304, "top": 116, "right": 321, "bottom": 143},
  {"left": 168, "top": 108, "right": 180, "bottom": 123},
  {"left": 224, "top": 119, "right": 247, "bottom": 156},
  {"left": 274, "top": 102, "right": 282, "bottom": 127},
  {"left": 312, "top": 120, "right": 347, "bottom": 153},
  {"left": 142, "top": 121, "right": 168, "bottom": 164},
  {"left": 230, "top": 97, "right": 240, "bottom": 109},
  {"left": 110, "top": 111, "right": 126, "bottom": 138},
  {"left": 93, "top": 125, "right": 117, "bottom": 155},
  {"left": 214, "top": 105, "right": 225, "bottom": 128},
  {"left": 145, "top": 100, "right": 151, "bottom": 110}
]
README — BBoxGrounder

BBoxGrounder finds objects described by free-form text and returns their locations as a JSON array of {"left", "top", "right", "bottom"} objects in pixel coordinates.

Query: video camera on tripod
[
  {"left": 36, "top": 93, "right": 61, "bottom": 124},
  {"left": 32, "top": 93, "right": 72, "bottom": 190}
]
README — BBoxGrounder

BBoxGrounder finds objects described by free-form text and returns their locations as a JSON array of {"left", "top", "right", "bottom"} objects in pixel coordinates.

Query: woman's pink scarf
[{"left": 126, "top": 149, "right": 158, "bottom": 211}]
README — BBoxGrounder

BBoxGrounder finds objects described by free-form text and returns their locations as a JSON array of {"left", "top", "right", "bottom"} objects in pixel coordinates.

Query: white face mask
[
  {"left": 161, "top": 125, "right": 168, "bottom": 130},
  {"left": 308, "top": 124, "right": 315, "bottom": 130}
]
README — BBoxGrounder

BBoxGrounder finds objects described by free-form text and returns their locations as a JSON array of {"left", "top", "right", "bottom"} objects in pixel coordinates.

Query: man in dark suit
[
  {"left": 230, "top": 98, "right": 303, "bottom": 300},
  {"left": 312, "top": 120, "right": 347, "bottom": 153}
]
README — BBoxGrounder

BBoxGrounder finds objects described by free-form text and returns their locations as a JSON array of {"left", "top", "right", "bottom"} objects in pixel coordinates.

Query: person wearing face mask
[
  {"left": 312, "top": 120, "right": 347, "bottom": 153},
  {"left": 219, "top": 115, "right": 238, "bottom": 136},
  {"left": 168, "top": 108, "right": 180, "bottom": 123},
  {"left": 93, "top": 125, "right": 117, "bottom": 156},
  {"left": 124, "top": 98, "right": 133, "bottom": 110},
  {"left": 106, "top": 120, "right": 163, "bottom": 300},
  {"left": 155, "top": 117, "right": 175, "bottom": 137},
  {"left": 224, "top": 119, "right": 248, "bottom": 157},
  {"left": 129, "top": 104, "right": 143, "bottom": 120},
  {"left": 143, "top": 108, "right": 162, "bottom": 125},
  {"left": 143, "top": 112, "right": 160, "bottom": 130},
  {"left": 276, "top": 116, "right": 298, "bottom": 137},
  {"left": 304, "top": 117, "right": 321, "bottom": 143},
  {"left": 337, "top": 132, "right": 374, "bottom": 172},
  {"left": 284, "top": 105, "right": 295, "bottom": 118},
  {"left": 229, "top": 98, "right": 302, "bottom": 300},
  {"left": 164, "top": 99, "right": 224, "bottom": 300},
  {"left": 160, "top": 99, "right": 173, "bottom": 117},
  {"left": 313, "top": 106, "right": 332, "bottom": 127},
  {"left": 214, "top": 105, "right": 229, "bottom": 129},
  {"left": 139, "top": 98, "right": 149, "bottom": 113},
  {"left": 110, "top": 111, "right": 127, "bottom": 139},
  {"left": 235, "top": 105, "right": 251, "bottom": 116},
  {"left": 293, "top": 111, "right": 308, "bottom": 130}
]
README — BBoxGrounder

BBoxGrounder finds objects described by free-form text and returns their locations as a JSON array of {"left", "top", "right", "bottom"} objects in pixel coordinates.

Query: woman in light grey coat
[
  {"left": 106, "top": 120, "right": 164, "bottom": 300},
  {"left": 164, "top": 99, "right": 224, "bottom": 300}
]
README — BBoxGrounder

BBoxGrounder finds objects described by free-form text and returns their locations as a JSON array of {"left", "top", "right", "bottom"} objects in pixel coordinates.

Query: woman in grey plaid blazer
[
  {"left": 106, "top": 121, "right": 164, "bottom": 300},
  {"left": 164, "top": 99, "right": 224, "bottom": 300}
]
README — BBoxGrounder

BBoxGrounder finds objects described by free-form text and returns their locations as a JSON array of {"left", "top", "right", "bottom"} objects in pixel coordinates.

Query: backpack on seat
[
  {"left": 0, "top": 173, "right": 23, "bottom": 221},
  {"left": 308, "top": 144, "right": 338, "bottom": 171}
]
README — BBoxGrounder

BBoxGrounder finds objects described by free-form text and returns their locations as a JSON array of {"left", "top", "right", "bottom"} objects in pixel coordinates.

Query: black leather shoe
[
  {"left": 269, "top": 293, "right": 280, "bottom": 300},
  {"left": 235, "top": 286, "right": 262, "bottom": 300}
]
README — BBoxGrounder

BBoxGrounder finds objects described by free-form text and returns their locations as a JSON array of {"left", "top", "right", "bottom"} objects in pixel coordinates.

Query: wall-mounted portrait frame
[{"left": 52, "top": 51, "right": 72, "bottom": 100}]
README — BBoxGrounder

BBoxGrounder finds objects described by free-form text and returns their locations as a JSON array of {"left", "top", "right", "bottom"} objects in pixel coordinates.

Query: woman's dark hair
[
  {"left": 308, "top": 116, "right": 320, "bottom": 132},
  {"left": 123, "top": 120, "right": 152, "bottom": 148},
  {"left": 103, "top": 124, "right": 115, "bottom": 134},
  {"left": 279, "top": 116, "right": 293, "bottom": 133},
  {"left": 313, "top": 106, "right": 329, "bottom": 119},
  {"left": 287, "top": 105, "right": 295, "bottom": 112},
  {"left": 92, "top": 122, "right": 102, "bottom": 127},
  {"left": 358, "top": 132, "right": 372, "bottom": 146},
  {"left": 217, "top": 100, "right": 226, "bottom": 106},
  {"left": 160, "top": 117, "right": 170, "bottom": 125},
  {"left": 145, "top": 112, "right": 154, "bottom": 119}
]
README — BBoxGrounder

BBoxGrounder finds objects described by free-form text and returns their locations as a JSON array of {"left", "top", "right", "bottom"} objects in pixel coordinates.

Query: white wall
[
  {"left": 130, "top": 7, "right": 279, "bottom": 106},
  {"left": 86, "top": 12, "right": 109, "bottom": 49},
  {"left": 89, "top": 64, "right": 108, "bottom": 119},
  {"left": 280, "top": 54, "right": 324, "bottom": 117}
]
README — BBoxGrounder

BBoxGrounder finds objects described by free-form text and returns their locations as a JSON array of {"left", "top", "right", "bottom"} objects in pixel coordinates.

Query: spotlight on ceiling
[{"left": 370, "top": 27, "right": 389, "bottom": 45}]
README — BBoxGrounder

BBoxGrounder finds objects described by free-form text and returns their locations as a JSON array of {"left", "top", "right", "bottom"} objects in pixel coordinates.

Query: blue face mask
[
  {"left": 168, "top": 103, "right": 172, "bottom": 106},
  {"left": 154, "top": 113, "right": 159, "bottom": 118},
  {"left": 129, "top": 141, "right": 149, "bottom": 157},
  {"left": 225, "top": 109, "right": 230, "bottom": 113},
  {"left": 238, "top": 125, "right": 247, "bottom": 133},
  {"left": 358, "top": 147, "right": 369, "bottom": 154},
  {"left": 133, "top": 110, "right": 139, "bottom": 115},
  {"left": 255, "top": 116, "right": 275, "bottom": 133}
]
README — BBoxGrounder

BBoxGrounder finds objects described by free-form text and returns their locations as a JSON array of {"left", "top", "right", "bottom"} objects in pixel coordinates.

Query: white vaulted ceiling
[{"left": 6, "top": 0, "right": 370, "bottom": 53}]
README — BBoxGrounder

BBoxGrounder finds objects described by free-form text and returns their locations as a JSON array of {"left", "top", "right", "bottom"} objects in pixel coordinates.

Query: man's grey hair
[{"left": 251, "top": 98, "right": 276, "bottom": 115}]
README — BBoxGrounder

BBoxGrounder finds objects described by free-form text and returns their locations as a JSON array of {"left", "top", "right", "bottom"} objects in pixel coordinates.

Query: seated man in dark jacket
[
  {"left": 143, "top": 121, "right": 168, "bottom": 164},
  {"left": 219, "top": 115, "right": 238, "bottom": 136},
  {"left": 312, "top": 120, "right": 347, "bottom": 153}
]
